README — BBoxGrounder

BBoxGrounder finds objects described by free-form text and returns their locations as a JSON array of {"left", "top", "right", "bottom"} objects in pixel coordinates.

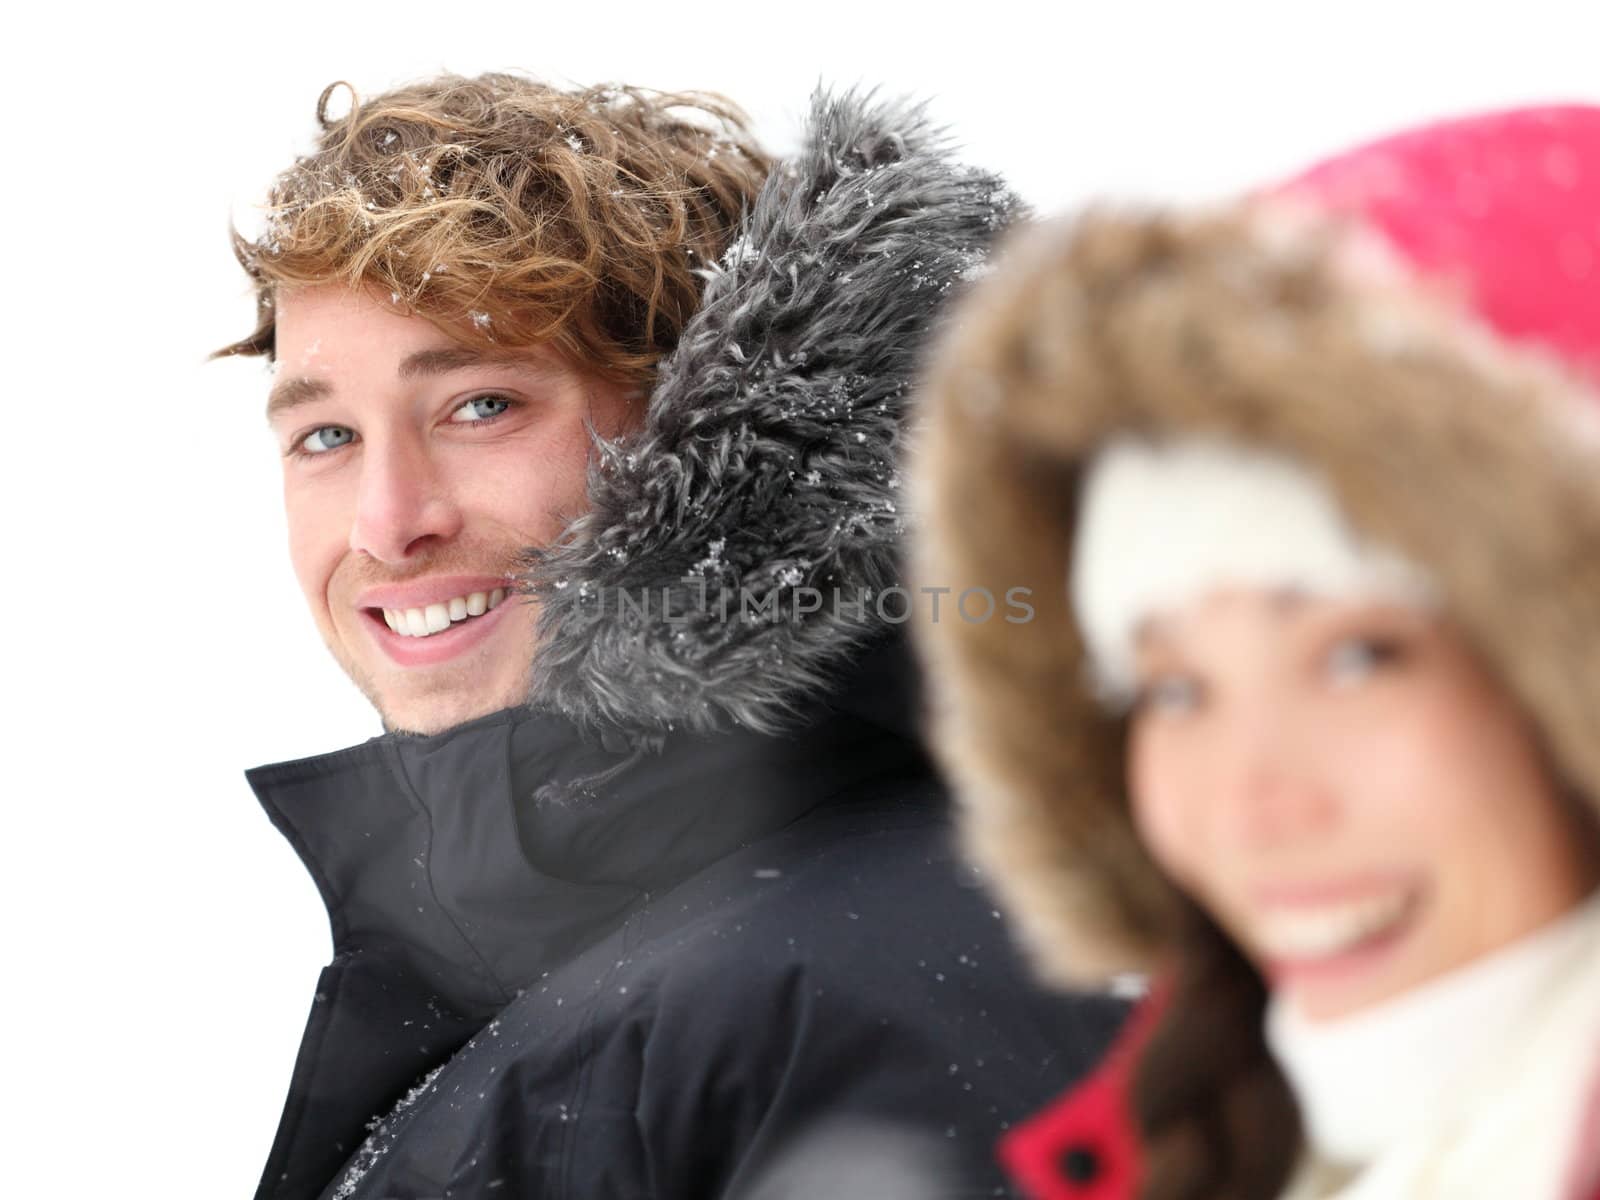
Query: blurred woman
[{"left": 910, "top": 105, "right": 1600, "bottom": 1199}]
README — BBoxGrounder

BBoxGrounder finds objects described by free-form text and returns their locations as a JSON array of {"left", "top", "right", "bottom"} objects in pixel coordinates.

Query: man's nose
[{"left": 348, "top": 433, "right": 463, "bottom": 564}]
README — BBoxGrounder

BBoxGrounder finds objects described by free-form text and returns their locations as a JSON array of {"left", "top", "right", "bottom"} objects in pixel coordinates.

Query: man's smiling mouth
[{"left": 371, "top": 587, "right": 507, "bottom": 638}]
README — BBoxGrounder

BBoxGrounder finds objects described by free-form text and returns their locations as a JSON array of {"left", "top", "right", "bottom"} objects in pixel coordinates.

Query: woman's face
[{"left": 1127, "top": 590, "right": 1599, "bottom": 1022}]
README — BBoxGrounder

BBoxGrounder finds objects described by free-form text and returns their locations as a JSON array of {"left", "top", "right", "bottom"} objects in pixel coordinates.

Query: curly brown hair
[
  {"left": 211, "top": 72, "right": 774, "bottom": 387},
  {"left": 1130, "top": 910, "right": 1302, "bottom": 1200}
]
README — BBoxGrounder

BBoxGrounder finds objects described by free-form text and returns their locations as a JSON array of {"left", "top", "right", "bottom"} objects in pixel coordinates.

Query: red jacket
[
  {"left": 999, "top": 991, "right": 1164, "bottom": 1200},
  {"left": 999, "top": 989, "right": 1600, "bottom": 1200}
]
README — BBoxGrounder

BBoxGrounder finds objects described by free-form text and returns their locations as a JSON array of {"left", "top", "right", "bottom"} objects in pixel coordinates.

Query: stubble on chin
[
  {"left": 321, "top": 619, "right": 399, "bottom": 731},
  {"left": 318, "top": 593, "right": 543, "bottom": 737},
  {"left": 362, "top": 651, "right": 539, "bottom": 738},
  {"left": 376, "top": 686, "right": 532, "bottom": 738}
]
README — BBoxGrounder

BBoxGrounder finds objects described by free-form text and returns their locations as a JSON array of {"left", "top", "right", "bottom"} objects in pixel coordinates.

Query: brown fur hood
[{"left": 908, "top": 201, "right": 1600, "bottom": 987}]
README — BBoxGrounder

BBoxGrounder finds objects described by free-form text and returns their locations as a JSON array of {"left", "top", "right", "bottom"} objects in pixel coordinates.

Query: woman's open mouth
[{"left": 1252, "top": 884, "right": 1426, "bottom": 991}]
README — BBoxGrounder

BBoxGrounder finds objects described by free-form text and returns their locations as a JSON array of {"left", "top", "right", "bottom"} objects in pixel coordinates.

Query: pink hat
[
  {"left": 1072, "top": 107, "right": 1600, "bottom": 711},
  {"left": 1270, "top": 105, "right": 1600, "bottom": 389}
]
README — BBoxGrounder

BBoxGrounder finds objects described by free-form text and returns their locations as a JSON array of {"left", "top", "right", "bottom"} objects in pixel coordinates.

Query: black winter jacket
[
  {"left": 242, "top": 89, "right": 1128, "bottom": 1200},
  {"left": 247, "top": 638, "right": 1126, "bottom": 1199}
]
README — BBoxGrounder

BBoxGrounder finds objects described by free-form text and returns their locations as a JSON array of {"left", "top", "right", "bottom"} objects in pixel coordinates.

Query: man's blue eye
[
  {"left": 453, "top": 395, "right": 513, "bottom": 422},
  {"left": 300, "top": 426, "right": 355, "bottom": 455}
]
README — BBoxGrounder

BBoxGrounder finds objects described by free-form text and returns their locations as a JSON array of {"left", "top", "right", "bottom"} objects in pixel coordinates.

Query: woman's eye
[
  {"left": 1134, "top": 674, "right": 1204, "bottom": 717},
  {"left": 1325, "top": 636, "right": 1405, "bottom": 686},
  {"left": 450, "top": 394, "right": 514, "bottom": 423},
  {"left": 296, "top": 426, "right": 355, "bottom": 456}
]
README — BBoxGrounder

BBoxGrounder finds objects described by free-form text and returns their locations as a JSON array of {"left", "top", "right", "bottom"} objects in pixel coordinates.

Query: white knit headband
[{"left": 1069, "top": 434, "right": 1439, "bottom": 706}]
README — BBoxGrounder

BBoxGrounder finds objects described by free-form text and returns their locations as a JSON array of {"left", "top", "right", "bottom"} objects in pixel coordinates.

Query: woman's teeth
[
  {"left": 382, "top": 588, "right": 505, "bottom": 638},
  {"left": 1253, "top": 890, "right": 1414, "bottom": 960}
]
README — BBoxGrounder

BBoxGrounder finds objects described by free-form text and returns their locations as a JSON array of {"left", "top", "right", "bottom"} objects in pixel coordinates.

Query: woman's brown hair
[
  {"left": 1130, "top": 906, "right": 1303, "bottom": 1200},
  {"left": 211, "top": 72, "right": 773, "bottom": 388}
]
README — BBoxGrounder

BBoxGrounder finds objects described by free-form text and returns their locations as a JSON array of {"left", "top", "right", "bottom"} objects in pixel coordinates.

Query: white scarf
[{"left": 1266, "top": 888, "right": 1600, "bottom": 1199}]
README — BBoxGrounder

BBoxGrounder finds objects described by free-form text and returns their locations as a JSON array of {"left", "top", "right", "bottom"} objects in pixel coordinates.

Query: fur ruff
[
  {"left": 910, "top": 203, "right": 1600, "bottom": 987},
  {"left": 518, "top": 89, "right": 1021, "bottom": 740}
]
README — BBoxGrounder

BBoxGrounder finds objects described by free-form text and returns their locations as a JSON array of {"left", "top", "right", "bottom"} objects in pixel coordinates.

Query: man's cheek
[
  {"left": 481, "top": 474, "right": 571, "bottom": 545},
  {"left": 285, "top": 514, "right": 341, "bottom": 610}
]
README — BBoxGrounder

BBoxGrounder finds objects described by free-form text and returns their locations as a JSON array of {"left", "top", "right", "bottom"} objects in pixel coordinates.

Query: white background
[{"left": 7, "top": 1, "right": 1596, "bottom": 1194}]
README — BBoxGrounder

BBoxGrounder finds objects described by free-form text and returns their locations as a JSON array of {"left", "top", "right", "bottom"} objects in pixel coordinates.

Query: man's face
[{"left": 268, "top": 282, "right": 637, "bottom": 735}]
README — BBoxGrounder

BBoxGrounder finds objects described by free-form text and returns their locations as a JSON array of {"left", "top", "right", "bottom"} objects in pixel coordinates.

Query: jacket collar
[{"left": 246, "top": 632, "right": 933, "bottom": 1018}]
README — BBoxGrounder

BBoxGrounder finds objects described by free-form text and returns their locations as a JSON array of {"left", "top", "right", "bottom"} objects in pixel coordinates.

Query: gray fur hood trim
[{"left": 518, "top": 89, "right": 1022, "bottom": 737}]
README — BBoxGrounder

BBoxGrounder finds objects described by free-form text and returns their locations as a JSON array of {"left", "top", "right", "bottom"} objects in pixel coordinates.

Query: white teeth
[
  {"left": 380, "top": 586, "right": 510, "bottom": 638},
  {"left": 1253, "top": 891, "right": 1413, "bottom": 960}
]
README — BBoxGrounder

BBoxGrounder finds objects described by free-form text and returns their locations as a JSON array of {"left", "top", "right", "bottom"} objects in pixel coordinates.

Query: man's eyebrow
[
  {"left": 264, "top": 376, "right": 334, "bottom": 424},
  {"left": 265, "top": 345, "right": 556, "bottom": 424}
]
